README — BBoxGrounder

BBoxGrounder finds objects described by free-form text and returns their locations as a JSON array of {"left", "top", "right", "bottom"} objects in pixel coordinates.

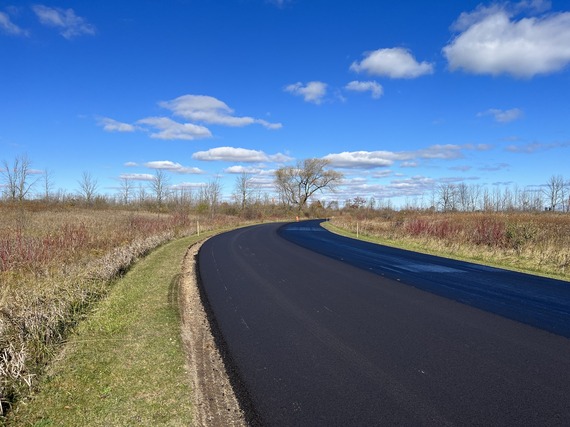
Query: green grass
[{"left": 8, "top": 233, "right": 214, "bottom": 426}]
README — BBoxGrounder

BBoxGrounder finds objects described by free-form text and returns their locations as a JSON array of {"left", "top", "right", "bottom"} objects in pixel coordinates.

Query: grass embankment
[
  {"left": 0, "top": 206, "right": 242, "bottom": 417},
  {"left": 325, "top": 212, "right": 570, "bottom": 281},
  {"left": 7, "top": 232, "right": 215, "bottom": 426}
]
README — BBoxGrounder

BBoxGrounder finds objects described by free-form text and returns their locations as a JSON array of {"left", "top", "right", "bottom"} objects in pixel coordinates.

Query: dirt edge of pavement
[{"left": 179, "top": 240, "right": 260, "bottom": 427}]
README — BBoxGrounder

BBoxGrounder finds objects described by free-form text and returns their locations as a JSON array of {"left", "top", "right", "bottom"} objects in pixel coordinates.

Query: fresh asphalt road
[{"left": 198, "top": 220, "right": 570, "bottom": 426}]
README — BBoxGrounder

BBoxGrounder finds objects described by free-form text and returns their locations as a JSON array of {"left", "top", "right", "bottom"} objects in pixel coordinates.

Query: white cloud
[
  {"left": 350, "top": 48, "right": 434, "bottom": 78},
  {"left": 192, "top": 146, "right": 293, "bottom": 163},
  {"left": 32, "top": 5, "right": 96, "bottom": 39},
  {"left": 284, "top": 81, "right": 328, "bottom": 104},
  {"left": 224, "top": 165, "right": 266, "bottom": 174},
  {"left": 324, "top": 145, "right": 468, "bottom": 169},
  {"left": 159, "top": 95, "right": 282, "bottom": 129},
  {"left": 144, "top": 160, "right": 203, "bottom": 174},
  {"left": 124, "top": 162, "right": 138, "bottom": 167},
  {"left": 345, "top": 81, "right": 384, "bottom": 99},
  {"left": 119, "top": 173, "right": 155, "bottom": 181},
  {"left": 98, "top": 117, "right": 136, "bottom": 133},
  {"left": 324, "top": 151, "right": 395, "bottom": 168},
  {"left": 443, "top": 2, "right": 570, "bottom": 77},
  {"left": 477, "top": 108, "right": 523, "bottom": 123},
  {"left": 0, "top": 11, "right": 28, "bottom": 36},
  {"left": 137, "top": 117, "right": 212, "bottom": 140}
]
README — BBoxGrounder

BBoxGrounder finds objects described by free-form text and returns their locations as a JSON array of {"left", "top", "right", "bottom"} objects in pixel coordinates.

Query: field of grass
[
  {"left": 3, "top": 203, "right": 569, "bottom": 423},
  {"left": 6, "top": 233, "right": 215, "bottom": 426},
  {"left": 0, "top": 203, "right": 244, "bottom": 420},
  {"left": 328, "top": 210, "right": 570, "bottom": 280}
]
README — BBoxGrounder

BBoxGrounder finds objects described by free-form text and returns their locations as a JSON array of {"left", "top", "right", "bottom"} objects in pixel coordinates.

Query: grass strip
[{"left": 8, "top": 233, "right": 215, "bottom": 426}]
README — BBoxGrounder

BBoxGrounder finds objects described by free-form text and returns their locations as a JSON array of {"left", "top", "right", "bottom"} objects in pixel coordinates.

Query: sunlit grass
[
  {"left": 7, "top": 234, "right": 213, "bottom": 426},
  {"left": 327, "top": 211, "right": 570, "bottom": 281},
  {"left": 0, "top": 204, "right": 243, "bottom": 419}
]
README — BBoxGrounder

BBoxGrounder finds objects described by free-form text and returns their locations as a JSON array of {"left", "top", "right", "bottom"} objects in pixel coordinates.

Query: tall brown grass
[
  {"left": 0, "top": 204, "right": 243, "bottom": 417},
  {"left": 330, "top": 211, "right": 570, "bottom": 278}
]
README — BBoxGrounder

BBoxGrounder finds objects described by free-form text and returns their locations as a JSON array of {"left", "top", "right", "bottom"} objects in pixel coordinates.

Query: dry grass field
[
  {"left": 0, "top": 202, "right": 243, "bottom": 417},
  {"left": 2, "top": 201, "right": 569, "bottom": 420},
  {"left": 330, "top": 210, "right": 570, "bottom": 279}
]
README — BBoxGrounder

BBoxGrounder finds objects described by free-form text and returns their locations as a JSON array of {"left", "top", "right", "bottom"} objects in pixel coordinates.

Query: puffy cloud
[
  {"left": 350, "top": 48, "right": 434, "bottom": 78},
  {"left": 324, "top": 151, "right": 395, "bottom": 168},
  {"left": 224, "top": 165, "right": 266, "bottom": 174},
  {"left": 192, "top": 146, "right": 292, "bottom": 163},
  {"left": 98, "top": 117, "right": 136, "bottom": 132},
  {"left": 143, "top": 160, "right": 203, "bottom": 174},
  {"left": 159, "top": 95, "right": 282, "bottom": 129},
  {"left": 0, "top": 11, "right": 28, "bottom": 36},
  {"left": 124, "top": 162, "right": 138, "bottom": 167},
  {"left": 345, "top": 81, "right": 384, "bottom": 99},
  {"left": 137, "top": 117, "right": 212, "bottom": 140},
  {"left": 284, "top": 81, "right": 327, "bottom": 104},
  {"left": 99, "top": 94, "right": 281, "bottom": 141},
  {"left": 477, "top": 108, "right": 523, "bottom": 123},
  {"left": 119, "top": 173, "right": 155, "bottom": 181},
  {"left": 443, "top": 2, "right": 570, "bottom": 77},
  {"left": 32, "top": 5, "right": 96, "bottom": 39},
  {"left": 324, "top": 145, "right": 468, "bottom": 169}
]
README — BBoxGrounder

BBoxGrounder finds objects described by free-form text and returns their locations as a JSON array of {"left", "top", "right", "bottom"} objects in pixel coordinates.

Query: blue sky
[{"left": 1, "top": 0, "right": 570, "bottom": 206}]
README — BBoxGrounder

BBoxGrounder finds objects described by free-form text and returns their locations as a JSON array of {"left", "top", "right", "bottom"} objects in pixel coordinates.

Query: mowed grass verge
[{"left": 8, "top": 233, "right": 215, "bottom": 426}]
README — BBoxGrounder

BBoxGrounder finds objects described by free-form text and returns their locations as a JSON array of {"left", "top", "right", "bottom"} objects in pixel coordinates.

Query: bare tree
[
  {"left": 438, "top": 183, "right": 456, "bottom": 212},
  {"left": 233, "top": 172, "right": 254, "bottom": 210},
  {"left": 42, "top": 168, "right": 55, "bottom": 201},
  {"left": 544, "top": 175, "right": 564, "bottom": 211},
  {"left": 1, "top": 154, "right": 40, "bottom": 201},
  {"left": 78, "top": 171, "right": 99, "bottom": 203},
  {"left": 274, "top": 158, "right": 343, "bottom": 213},
  {"left": 119, "top": 177, "right": 133, "bottom": 205},
  {"left": 150, "top": 170, "right": 170, "bottom": 206},
  {"left": 200, "top": 178, "right": 222, "bottom": 214},
  {"left": 456, "top": 183, "right": 469, "bottom": 211}
]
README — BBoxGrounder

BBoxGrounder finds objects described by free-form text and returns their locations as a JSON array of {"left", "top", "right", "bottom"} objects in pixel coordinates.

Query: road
[{"left": 198, "top": 220, "right": 570, "bottom": 426}]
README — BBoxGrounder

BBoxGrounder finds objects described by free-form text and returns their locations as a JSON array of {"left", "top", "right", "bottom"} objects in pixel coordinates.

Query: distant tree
[
  {"left": 438, "top": 183, "right": 456, "bottom": 212},
  {"left": 119, "top": 177, "right": 133, "bottom": 204},
  {"left": 544, "top": 175, "right": 564, "bottom": 211},
  {"left": 150, "top": 170, "right": 170, "bottom": 206},
  {"left": 77, "top": 171, "right": 99, "bottom": 203},
  {"left": 233, "top": 172, "right": 254, "bottom": 210},
  {"left": 1, "top": 154, "right": 40, "bottom": 201},
  {"left": 42, "top": 168, "right": 55, "bottom": 201},
  {"left": 201, "top": 178, "right": 222, "bottom": 211},
  {"left": 274, "top": 158, "right": 343, "bottom": 213}
]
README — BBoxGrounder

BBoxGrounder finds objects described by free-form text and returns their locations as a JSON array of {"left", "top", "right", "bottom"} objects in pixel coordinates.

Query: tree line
[{"left": 1, "top": 154, "right": 568, "bottom": 214}]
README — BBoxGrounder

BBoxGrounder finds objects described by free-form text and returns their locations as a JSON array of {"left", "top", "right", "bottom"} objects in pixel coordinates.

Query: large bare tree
[{"left": 274, "top": 158, "right": 343, "bottom": 213}]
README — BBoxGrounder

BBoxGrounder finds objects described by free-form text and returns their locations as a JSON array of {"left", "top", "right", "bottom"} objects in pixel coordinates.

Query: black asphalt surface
[{"left": 198, "top": 220, "right": 570, "bottom": 426}]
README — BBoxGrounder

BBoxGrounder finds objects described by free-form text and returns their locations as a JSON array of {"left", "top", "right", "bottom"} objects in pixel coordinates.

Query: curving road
[{"left": 198, "top": 220, "right": 570, "bottom": 426}]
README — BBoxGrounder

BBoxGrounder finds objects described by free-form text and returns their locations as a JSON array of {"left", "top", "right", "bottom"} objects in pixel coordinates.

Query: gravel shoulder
[{"left": 179, "top": 241, "right": 247, "bottom": 427}]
